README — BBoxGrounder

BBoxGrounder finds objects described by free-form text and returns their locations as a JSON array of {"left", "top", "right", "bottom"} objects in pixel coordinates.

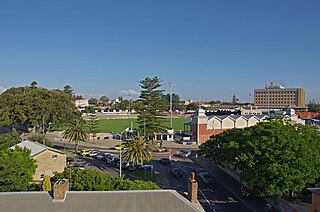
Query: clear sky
[{"left": 0, "top": 0, "right": 319, "bottom": 102}]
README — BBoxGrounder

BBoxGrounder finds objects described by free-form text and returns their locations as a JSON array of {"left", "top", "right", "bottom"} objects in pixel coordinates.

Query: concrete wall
[{"left": 33, "top": 150, "right": 66, "bottom": 181}]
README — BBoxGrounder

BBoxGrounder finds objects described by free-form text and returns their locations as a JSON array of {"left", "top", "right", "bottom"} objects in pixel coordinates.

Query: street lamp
[
  {"left": 168, "top": 82, "right": 175, "bottom": 129},
  {"left": 119, "top": 131, "right": 123, "bottom": 178}
]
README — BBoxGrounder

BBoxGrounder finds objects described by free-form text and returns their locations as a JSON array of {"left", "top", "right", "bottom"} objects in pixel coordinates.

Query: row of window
[{"left": 255, "top": 91, "right": 296, "bottom": 94}]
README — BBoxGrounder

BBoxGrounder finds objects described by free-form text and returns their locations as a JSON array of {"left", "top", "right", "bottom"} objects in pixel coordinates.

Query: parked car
[
  {"left": 171, "top": 168, "right": 183, "bottom": 178},
  {"left": 67, "top": 157, "right": 75, "bottom": 165},
  {"left": 127, "top": 164, "right": 137, "bottom": 172},
  {"left": 159, "top": 158, "right": 171, "bottom": 165},
  {"left": 107, "top": 157, "right": 120, "bottom": 165},
  {"left": 114, "top": 145, "right": 123, "bottom": 151},
  {"left": 103, "top": 153, "right": 114, "bottom": 161},
  {"left": 195, "top": 168, "right": 207, "bottom": 174},
  {"left": 198, "top": 172, "right": 213, "bottom": 184},
  {"left": 80, "top": 149, "right": 91, "bottom": 156},
  {"left": 89, "top": 151, "right": 98, "bottom": 157},
  {"left": 95, "top": 153, "right": 105, "bottom": 160},
  {"left": 116, "top": 160, "right": 130, "bottom": 169},
  {"left": 179, "top": 150, "right": 191, "bottom": 157}
]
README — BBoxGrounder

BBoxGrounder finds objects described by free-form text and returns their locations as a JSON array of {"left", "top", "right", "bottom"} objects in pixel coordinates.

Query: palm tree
[
  {"left": 62, "top": 119, "right": 89, "bottom": 153},
  {"left": 122, "top": 137, "right": 154, "bottom": 165}
]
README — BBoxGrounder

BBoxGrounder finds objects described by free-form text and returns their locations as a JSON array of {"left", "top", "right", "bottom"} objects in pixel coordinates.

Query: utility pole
[
  {"left": 168, "top": 82, "right": 175, "bottom": 129},
  {"left": 119, "top": 142, "right": 122, "bottom": 178},
  {"left": 42, "top": 116, "right": 45, "bottom": 144}
]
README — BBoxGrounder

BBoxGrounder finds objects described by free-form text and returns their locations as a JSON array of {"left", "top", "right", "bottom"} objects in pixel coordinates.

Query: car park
[
  {"left": 160, "top": 158, "right": 171, "bottom": 165},
  {"left": 171, "top": 168, "right": 183, "bottom": 178},
  {"left": 198, "top": 172, "right": 213, "bottom": 184}
]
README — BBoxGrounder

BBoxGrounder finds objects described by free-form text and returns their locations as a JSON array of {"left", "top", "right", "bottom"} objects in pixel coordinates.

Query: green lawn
[
  {"left": 96, "top": 118, "right": 190, "bottom": 133},
  {"left": 131, "top": 170, "right": 157, "bottom": 182}
]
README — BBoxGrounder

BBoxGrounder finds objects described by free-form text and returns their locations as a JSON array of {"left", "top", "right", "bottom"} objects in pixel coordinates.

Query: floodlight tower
[{"left": 168, "top": 82, "right": 175, "bottom": 129}]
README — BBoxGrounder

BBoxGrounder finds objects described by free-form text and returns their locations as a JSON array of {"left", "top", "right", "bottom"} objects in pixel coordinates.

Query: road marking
[
  {"left": 174, "top": 163, "right": 217, "bottom": 212},
  {"left": 191, "top": 157, "right": 257, "bottom": 212}
]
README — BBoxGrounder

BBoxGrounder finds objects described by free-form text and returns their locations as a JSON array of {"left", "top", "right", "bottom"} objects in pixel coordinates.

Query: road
[
  {"left": 154, "top": 155, "right": 259, "bottom": 212},
  {"left": 48, "top": 137, "right": 266, "bottom": 211}
]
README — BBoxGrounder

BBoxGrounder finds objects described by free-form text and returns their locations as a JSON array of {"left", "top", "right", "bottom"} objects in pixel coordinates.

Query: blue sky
[{"left": 0, "top": 0, "right": 319, "bottom": 102}]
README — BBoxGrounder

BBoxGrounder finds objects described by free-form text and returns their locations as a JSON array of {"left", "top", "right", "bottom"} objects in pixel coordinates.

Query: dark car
[
  {"left": 160, "top": 158, "right": 171, "bottom": 165},
  {"left": 171, "top": 168, "right": 183, "bottom": 178}
]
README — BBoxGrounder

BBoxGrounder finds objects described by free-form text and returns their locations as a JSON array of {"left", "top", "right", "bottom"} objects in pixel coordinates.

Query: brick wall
[{"left": 312, "top": 193, "right": 320, "bottom": 212}]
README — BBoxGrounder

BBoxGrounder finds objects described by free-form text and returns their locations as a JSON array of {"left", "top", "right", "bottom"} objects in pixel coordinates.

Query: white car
[
  {"left": 198, "top": 172, "right": 213, "bottom": 184},
  {"left": 89, "top": 151, "right": 98, "bottom": 157},
  {"left": 179, "top": 150, "right": 191, "bottom": 157}
]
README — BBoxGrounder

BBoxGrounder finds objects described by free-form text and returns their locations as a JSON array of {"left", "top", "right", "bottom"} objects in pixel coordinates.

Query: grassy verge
[{"left": 131, "top": 170, "right": 157, "bottom": 182}]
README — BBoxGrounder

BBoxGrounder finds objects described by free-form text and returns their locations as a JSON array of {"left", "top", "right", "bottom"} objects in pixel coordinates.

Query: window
[
  {"left": 40, "top": 174, "right": 45, "bottom": 180},
  {"left": 52, "top": 155, "right": 58, "bottom": 160}
]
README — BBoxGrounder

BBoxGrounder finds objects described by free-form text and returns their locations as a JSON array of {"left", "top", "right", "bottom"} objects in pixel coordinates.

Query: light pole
[
  {"left": 168, "top": 82, "right": 175, "bottom": 129},
  {"left": 119, "top": 131, "right": 123, "bottom": 178},
  {"left": 42, "top": 115, "right": 46, "bottom": 144}
]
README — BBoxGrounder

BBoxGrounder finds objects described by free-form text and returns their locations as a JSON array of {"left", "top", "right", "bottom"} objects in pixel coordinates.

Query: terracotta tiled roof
[{"left": 295, "top": 112, "right": 319, "bottom": 119}]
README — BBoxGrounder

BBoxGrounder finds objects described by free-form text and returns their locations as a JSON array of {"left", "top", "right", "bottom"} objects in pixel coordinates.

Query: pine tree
[{"left": 137, "top": 77, "right": 167, "bottom": 141}]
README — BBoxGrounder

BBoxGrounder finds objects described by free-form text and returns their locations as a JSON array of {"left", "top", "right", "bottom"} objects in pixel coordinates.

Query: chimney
[
  {"left": 188, "top": 172, "right": 198, "bottom": 203},
  {"left": 53, "top": 179, "right": 69, "bottom": 201}
]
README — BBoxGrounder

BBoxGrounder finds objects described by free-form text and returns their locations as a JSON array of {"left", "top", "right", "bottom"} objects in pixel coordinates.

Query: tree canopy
[
  {"left": 137, "top": 77, "right": 167, "bottom": 140},
  {"left": 200, "top": 120, "right": 320, "bottom": 197},
  {"left": 0, "top": 85, "right": 81, "bottom": 130},
  {"left": 308, "top": 99, "right": 320, "bottom": 112},
  {"left": 52, "top": 169, "right": 159, "bottom": 191},
  {"left": 163, "top": 93, "right": 184, "bottom": 111},
  {"left": 0, "top": 146, "right": 37, "bottom": 192}
]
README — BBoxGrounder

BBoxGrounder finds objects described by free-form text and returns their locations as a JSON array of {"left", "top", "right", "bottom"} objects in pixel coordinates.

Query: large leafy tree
[
  {"left": 99, "top": 96, "right": 109, "bottom": 106},
  {"left": 137, "top": 77, "right": 166, "bottom": 140},
  {"left": 201, "top": 120, "right": 320, "bottom": 197},
  {"left": 0, "top": 147, "right": 37, "bottom": 191},
  {"left": 122, "top": 137, "right": 154, "bottom": 165},
  {"left": 163, "top": 93, "right": 184, "bottom": 111},
  {"left": 88, "top": 98, "right": 98, "bottom": 106},
  {"left": 0, "top": 131, "right": 19, "bottom": 149},
  {"left": 62, "top": 119, "right": 89, "bottom": 153},
  {"left": 308, "top": 99, "right": 320, "bottom": 112},
  {"left": 0, "top": 86, "right": 80, "bottom": 131}
]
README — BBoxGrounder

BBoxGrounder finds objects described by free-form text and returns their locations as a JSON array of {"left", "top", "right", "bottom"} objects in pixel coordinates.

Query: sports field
[{"left": 96, "top": 118, "right": 190, "bottom": 133}]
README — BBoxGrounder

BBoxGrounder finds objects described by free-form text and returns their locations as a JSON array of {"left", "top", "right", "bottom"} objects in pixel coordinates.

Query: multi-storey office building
[{"left": 254, "top": 82, "right": 306, "bottom": 109}]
